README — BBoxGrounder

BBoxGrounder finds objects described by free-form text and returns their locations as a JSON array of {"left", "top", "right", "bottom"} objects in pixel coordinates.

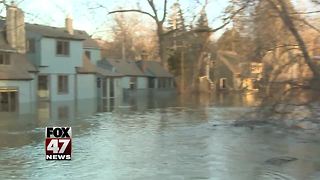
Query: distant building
[
  {"left": 98, "top": 59, "right": 148, "bottom": 90},
  {"left": 97, "top": 59, "right": 174, "bottom": 90},
  {"left": 136, "top": 60, "right": 174, "bottom": 89},
  {"left": 214, "top": 51, "right": 262, "bottom": 91}
]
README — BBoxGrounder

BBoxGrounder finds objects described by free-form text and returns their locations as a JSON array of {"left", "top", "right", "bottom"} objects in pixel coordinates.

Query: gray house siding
[{"left": 215, "top": 60, "right": 235, "bottom": 90}]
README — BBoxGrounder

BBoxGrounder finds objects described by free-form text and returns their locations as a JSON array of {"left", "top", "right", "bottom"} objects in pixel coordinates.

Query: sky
[
  {"left": 2, "top": 0, "right": 318, "bottom": 40},
  {"left": 6, "top": 0, "right": 229, "bottom": 39}
]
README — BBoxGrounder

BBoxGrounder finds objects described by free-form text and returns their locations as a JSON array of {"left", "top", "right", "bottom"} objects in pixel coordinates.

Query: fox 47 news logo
[{"left": 45, "top": 127, "right": 72, "bottom": 160}]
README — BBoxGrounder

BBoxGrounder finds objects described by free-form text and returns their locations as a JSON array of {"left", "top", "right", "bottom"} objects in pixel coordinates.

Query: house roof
[
  {"left": 137, "top": 60, "right": 173, "bottom": 77},
  {"left": 0, "top": 53, "right": 37, "bottom": 80},
  {"left": 77, "top": 56, "right": 123, "bottom": 77},
  {"left": 25, "top": 22, "right": 101, "bottom": 49},
  {"left": 98, "top": 59, "right": 146, "bottom": 76},
  {"left": 217, "top": 51, "right": 250, "bottom": 76},
  {"left": 74, "top": 31, "right": 100, "bottom": 49},
  {"left": 25, "top": 23, "right": 86, "bottom": 40}
]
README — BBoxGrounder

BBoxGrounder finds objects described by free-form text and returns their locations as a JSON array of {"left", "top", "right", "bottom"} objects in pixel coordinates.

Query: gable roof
[
  {"left": 25, "top": 22, "right": 101, "bottom": 49},
  {"left": 99, "top": 59, "right": 145, "bottom": 76},
  {"left": 25, "top": 23, "right": 86, "bottom": 40},
  {"left": 0, "top": 53, "right": 37, "bottom": 80},
  {"left": 136, "top": 60, "right": 173, "bottom": 77},
  {"left": 77, "top": 56, "right": 123, "bottom": 77}
]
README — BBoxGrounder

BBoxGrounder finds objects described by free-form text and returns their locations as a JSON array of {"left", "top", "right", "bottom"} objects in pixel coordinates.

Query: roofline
[
  {"left": 83, "top": 46, "right": 101, "bottom": 50},
  {"left": 0, "top": 78, "right": 33, "bottom": 80},
  {"left": 77, "top": 70, "right": 124, "bottom": 77},
  {"left": 42, "top": 35, "right": 85, "bottom": 41},
  {"left": 76, "top": 72, "right": 96, "bottom": 75}
]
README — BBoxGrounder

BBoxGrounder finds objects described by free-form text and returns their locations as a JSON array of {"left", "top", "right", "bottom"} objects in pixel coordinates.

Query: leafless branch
[
  {"left": 108, "top": 9, "right": 155, "bottom": 20},
  {"left": 161, "top": 0, "right": 168, "bottom": 23}
]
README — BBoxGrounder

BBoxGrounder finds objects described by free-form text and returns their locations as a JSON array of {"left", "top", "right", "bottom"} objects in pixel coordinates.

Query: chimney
[
  {"left": 6, "top": 1, "right": 26, "bottom": 53},
  {"left": 65, "top": 15, "right": 73, "bottom": 35}
]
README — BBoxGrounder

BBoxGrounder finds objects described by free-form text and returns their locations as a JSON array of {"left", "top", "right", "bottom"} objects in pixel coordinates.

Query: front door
[{"left": 38, "top": 75, "right": 50, "bottom": 101}]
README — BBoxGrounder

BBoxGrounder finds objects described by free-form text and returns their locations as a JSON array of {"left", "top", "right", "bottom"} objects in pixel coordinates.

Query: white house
[
  {"left": 25, "top": 17, "right": 85, "bottom": 102},
  {"left": 0, "top": 4, "right": 37, "bottom": 113},
  {"left": 25, "top": 14, "right": 124, "bottom": 103}
]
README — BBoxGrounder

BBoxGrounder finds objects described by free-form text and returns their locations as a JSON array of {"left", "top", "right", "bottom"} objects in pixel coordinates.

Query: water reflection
[{"left": 0, "top": 93, "right": 319, "bottom": 180}]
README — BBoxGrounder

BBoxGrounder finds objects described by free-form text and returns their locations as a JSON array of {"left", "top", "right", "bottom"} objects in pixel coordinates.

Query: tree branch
[
  {"left": 199, "top": 0, "right": 251, "bottom": 33},
  {"left": 161, "top": 0, "right": 168, "bottom": 23},
  {"left": 108, "top": 9, "right": 155, "bottom": 20},
  {"left": 147, "top": 0, "right": 159, "bottom": 21}
]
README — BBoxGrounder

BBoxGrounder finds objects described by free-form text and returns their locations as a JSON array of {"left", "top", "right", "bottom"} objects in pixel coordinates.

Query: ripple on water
[{"left": 1, "top": 103, "right": 320, "bottom": 179}]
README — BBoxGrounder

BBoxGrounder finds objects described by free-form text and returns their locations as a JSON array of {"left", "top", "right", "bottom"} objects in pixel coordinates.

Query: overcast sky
[{"left": 4, "top": 0, "right": 318, "bottom": 40}]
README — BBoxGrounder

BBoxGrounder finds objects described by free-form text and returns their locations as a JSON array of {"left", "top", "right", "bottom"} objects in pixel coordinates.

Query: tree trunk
[{"left": 156, "top": 22, "right": 167, "bottom": 68}]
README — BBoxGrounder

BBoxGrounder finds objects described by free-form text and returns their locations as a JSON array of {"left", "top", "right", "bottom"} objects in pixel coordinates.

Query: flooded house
[
  {"left": 0, "top": 4, "right": 37, "bottom": 113},
  {"left": 76, "top": 32, "right": 123, "bottom": 102},
  {"left": 25, "top": 13, "right": 123, "bottom": 103},
  {"left": 25, "top": 18, "right": 85, "bottom": 102},
  {"left": 98, "top": 59, "right": 174, "bottom": 89},
  {"left": 136, "top": 60, "right": 174, "bottom": 89},
  {"left": 97, "top": 58, "right": 148, "bottom": 90},
  {"left": 0, "top": 2, "right": 125, "bottom": 115},
  {"left": 214, "top": 51, "right": 262, "bottom": 91}
]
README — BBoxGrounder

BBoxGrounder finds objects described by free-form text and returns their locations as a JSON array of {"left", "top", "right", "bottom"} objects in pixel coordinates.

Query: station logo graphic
[{"left": 45, "top": 127, "right": 72, "bottom": 160}]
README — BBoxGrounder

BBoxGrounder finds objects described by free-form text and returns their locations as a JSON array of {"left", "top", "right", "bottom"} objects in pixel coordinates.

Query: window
[
  {"left": 97, "top": 77, "right": 101, "bottom": 88},
  {"left": 27, "top": 39, "right": 35, "bottom": 53},
  {"left": 85, "top": 50, "right": 91, "bottom": 60},
  {"left": 38, "top": 76, "right": 48, "bottom": 90},
  {"left": 58, "top": 75, "right": 68, "bottom": 93},
  {"left": 0, "top": 53, "right": 10, "bottom": 65},
  {"left": 158, "top": 78, "right": 166, "bottom": 88},
  {"left": 0, "top": 90, "right": 17, "bottom": 112},
  {"left": 130, "top": 77, "right": 137, "bottom": 90},
  {"left": 56, "top": 40, "right": 70, "bottom": 55}
]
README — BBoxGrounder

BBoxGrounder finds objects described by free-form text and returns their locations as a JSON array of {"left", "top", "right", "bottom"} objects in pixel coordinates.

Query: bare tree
[
  {"left": 108, "top": 0, "right": 168, "bottom": 66},
  {"left": 266, "top": 0, "right": 320, "bottom": 78},
  {"left": 105, "top": 13, "right": 158, "bottom": 60}
]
